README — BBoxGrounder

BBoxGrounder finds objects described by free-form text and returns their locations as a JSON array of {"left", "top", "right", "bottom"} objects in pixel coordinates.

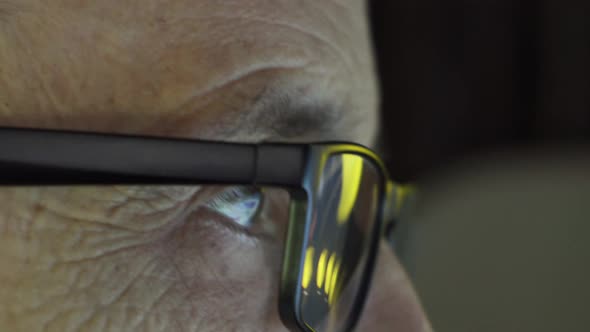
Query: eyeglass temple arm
[
  {"left": 0, "top": 127, "right": 306, "bottom": 186},
  {"left": 384, "top": 181, "right": 417, "bottom": 237}
]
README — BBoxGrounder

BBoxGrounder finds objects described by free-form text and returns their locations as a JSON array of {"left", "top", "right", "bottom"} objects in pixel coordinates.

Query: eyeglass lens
[{"left": 298, "top": 153, "right": 382, "bottom": 332}]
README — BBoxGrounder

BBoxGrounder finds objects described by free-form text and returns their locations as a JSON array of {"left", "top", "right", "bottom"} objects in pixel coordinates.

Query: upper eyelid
[{"left": 205, "top": 187, "right": 259, "bottom": 208}]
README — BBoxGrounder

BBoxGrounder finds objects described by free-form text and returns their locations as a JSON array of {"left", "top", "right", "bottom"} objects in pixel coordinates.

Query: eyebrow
[
  {"left": 220, "top": 90, "right": 346, "bottom": 142},
  {"left": 261, "top": 101, "right": 342, "bottom": 140}
]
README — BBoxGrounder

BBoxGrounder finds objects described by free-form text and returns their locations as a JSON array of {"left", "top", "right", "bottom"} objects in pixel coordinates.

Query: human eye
[{"left": 204, "top": 186, "right": 264, "bottom": 230}]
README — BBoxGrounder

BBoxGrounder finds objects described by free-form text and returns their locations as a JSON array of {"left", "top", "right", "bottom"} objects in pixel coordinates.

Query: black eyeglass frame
[{"left": 0, "top": 127, "right": 408, "bottom": 332}]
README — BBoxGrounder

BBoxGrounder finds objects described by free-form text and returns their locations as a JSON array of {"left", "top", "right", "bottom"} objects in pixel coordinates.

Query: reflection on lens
[
  {"left": 317, "top": 249, "right": 329, "bottom": 289},
  {"left": 303, "top": 247, "right": 315, "bottom": 290},
  {"left": 299, "top": 153, "right": 382, "bottom": 332}
]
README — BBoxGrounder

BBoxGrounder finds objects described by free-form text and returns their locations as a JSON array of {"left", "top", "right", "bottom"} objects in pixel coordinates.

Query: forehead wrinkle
[
  {"left": 167, "top": 64, "right": 310, "bottom": 116},
  {"left": 0, "top": 0, "right": 377, "bottom": 147},
  {"left": 209, "top": 14, "right": 355, "bottom": 75}
]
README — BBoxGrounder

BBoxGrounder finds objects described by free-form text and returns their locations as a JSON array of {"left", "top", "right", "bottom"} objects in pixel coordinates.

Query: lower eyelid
[{"left": 193, "top": 206, "right": 262, "bottom": 245}]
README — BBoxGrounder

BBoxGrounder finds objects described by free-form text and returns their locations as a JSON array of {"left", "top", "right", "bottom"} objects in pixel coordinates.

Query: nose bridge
[{"left": 354, "top": 241, "right": 433, "bottom": 332}]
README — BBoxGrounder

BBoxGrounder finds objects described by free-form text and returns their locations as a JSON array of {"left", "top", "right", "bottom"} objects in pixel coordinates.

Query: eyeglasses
[{"left": 0, "top": 127, "right": 414, "bottom": 332}]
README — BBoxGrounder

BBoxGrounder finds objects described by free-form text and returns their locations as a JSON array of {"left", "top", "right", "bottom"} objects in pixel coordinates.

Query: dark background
[
  {"left": 369, "top": 3, "right": 590, "bottom": 331},
  {"left": 370, "top": 0, "right": 589, "bottom": 181}
]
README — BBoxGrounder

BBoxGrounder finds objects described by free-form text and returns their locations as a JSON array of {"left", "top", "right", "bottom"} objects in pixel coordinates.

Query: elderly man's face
[{"left": 0, "top": 1, "right": 431, "bottom": 331}]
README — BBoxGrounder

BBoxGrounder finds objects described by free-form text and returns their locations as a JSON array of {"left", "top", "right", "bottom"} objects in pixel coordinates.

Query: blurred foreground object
[{"left": 402, "top": 145, "right": 590, "bottom": 332}]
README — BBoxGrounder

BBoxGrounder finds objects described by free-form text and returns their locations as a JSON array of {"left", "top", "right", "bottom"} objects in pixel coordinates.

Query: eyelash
[{"left": 205, "top": 186, "right": 264, "bottom": 231}]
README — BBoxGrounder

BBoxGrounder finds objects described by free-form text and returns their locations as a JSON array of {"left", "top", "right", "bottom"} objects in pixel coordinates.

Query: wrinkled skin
[{"left": 0, "top": 1, "right": 432, "bottom": 331}]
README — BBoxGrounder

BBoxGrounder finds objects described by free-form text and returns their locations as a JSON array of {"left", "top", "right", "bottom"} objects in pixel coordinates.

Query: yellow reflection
[
  {"left": 325, "top": 252, "right": 337, "bottom": 294},
  {"left": 396, "top": 185, "right": 415, "bottom": 212},
  {"left": 338, "top": 154, "right": 364, "bottom": 224},
  {"left": 328, "top": 260, "right": 341, "bottom": 305},
  {"left": 302, "top": 247, "right": 314, "bottom": 290},
  {"left": 316, "top": 249, "right": 329, "bottom": 289}
]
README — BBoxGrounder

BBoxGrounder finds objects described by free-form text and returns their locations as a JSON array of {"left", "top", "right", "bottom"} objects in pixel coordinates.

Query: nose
[{"left": 354, "top": 241, "right": 433, "bottom": 332}]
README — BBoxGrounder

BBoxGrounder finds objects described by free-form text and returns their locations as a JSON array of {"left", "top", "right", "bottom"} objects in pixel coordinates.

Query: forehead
[{"left": 0, "top": 1, "right": 378, "bottom": 145}]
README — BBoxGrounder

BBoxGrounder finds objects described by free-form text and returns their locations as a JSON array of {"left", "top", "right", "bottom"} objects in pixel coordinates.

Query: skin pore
[{"left": 0, "top": 1, "right": 432, "bottom": 331}]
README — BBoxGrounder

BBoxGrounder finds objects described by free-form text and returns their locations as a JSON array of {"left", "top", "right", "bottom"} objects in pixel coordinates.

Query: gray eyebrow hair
[
  {"left": 222, "top": 88, "right": 345, "bottom": 142},
  {"left": 257, "top": 89, "right": 343, "bottom": 140},
  {"left": 261, "top": 101, "right": 342, "bottom": 140}
]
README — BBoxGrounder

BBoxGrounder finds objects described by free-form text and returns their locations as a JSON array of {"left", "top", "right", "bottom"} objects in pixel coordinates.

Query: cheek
[
  {"left": 0, "top": 189, "right": 287, "bottom": 332},
  {"left": 355, "top": 242, "right": 433, "bottom": 332},
  {"left": 140, "top": 212, "right": 286, "bottom": 331}
]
